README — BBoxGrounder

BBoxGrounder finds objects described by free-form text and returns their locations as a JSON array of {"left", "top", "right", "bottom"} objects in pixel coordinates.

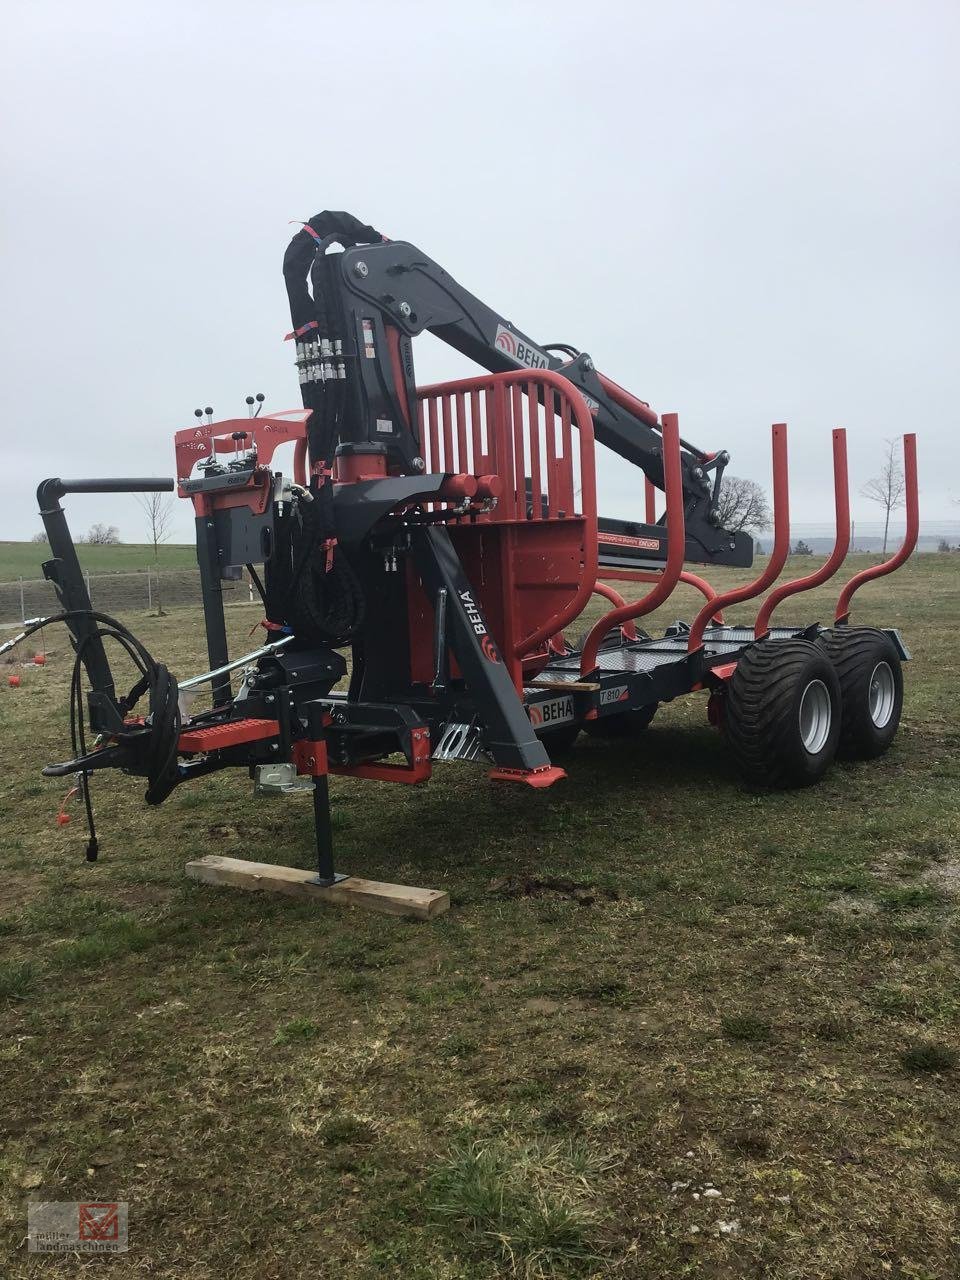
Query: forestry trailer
[{"left": 9, "top": 211, "right": 918, "bottom": 885}]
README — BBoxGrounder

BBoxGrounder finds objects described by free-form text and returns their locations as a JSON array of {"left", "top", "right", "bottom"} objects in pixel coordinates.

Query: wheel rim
[
  {"left": 869, "top": 661, "right": 896, "bottom": 728},
  {"left": 799, "top": 679, "right": 832, "bottom": 754}
]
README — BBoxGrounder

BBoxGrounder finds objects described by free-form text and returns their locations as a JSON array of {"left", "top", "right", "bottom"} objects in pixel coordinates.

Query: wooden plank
[
  {"left": 185, "top": 855, "right": 449, "bottom": 921},
  {"left": 529, "top": 678, "right": 601, "bottom": 692}
]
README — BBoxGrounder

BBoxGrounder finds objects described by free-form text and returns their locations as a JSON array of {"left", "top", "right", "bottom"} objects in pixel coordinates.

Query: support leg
[
  {"left": 303, "top": 701, "right": 347, "bottom": 887},
  {"left": 312, "top": 774, "right": 339, "bottom": 886},
  {"left": 195, "top": 513, "right": 231, "bottom": 706}
]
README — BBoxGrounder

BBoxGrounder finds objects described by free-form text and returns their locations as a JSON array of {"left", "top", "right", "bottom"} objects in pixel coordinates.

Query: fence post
[
  {"left": 147, "top": 568, "right": 152, "bottom": 611},
  {"left": 19, "top": 576, "right": 25, "bottom": 623}
]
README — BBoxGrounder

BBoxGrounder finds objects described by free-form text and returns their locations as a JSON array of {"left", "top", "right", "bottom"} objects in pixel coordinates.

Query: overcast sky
[{"left": 1, "top": 0, "right": 957, "bottom": 545}]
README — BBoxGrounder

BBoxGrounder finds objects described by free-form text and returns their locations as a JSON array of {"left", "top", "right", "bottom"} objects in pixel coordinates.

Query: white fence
[{"left": 0, "top": 569, "right": 256, "bottom": 625}]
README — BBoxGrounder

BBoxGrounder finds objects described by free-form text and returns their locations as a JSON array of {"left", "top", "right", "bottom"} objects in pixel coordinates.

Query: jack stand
[
  {"left": 309, "top": 773, "right": 347, "bottom": 887},
  {"left": 302, "top": 704, "right": 348, "bottom": 888}
]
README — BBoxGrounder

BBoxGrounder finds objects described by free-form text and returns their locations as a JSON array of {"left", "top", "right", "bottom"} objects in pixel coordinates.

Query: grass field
[
  {"left": 0, "top": 554, "right": 958, "bottom": 1278},
  {"left": 0, "top": 542, "right": 197, "bottom": 582}
]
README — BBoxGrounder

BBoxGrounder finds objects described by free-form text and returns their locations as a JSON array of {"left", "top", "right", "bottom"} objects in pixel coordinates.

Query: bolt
[
  {"left": 412, "top": 456, "right": 425, "bottom": 472},
  {"left": 398, "top": 301, "right": 412, "bottom": 318},
  {"left": 270, "top": 743, "right": 279, "bottom": 752},
  {"left": 354, "top": 260, "right": 369, "bottom": 278},
  {"left": 582, "top": 356, "right": 595, "bottom": 372},
  {"left": 693, "top": 467, "right": 704, "bottom": 479}
]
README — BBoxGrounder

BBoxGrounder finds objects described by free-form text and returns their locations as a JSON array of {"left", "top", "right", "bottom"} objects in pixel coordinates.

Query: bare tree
[
  {"left": 30, "top": 530, "right": 49, "bottom": 543},
  {"left": 861, "top": 438, "right": 906, "bottom": 556},
  {"left": 137, "top": 492, "right": 174, "bottom": 616},
  {"left": 713, "top": 476, "right": 772, "bottom": 535},
  {"left": 86, "top": 522, "right": 121, "bottom": 545}
]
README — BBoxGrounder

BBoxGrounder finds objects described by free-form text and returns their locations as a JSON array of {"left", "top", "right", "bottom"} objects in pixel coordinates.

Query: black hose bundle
[
  {"left": 266, "top": 495, "right": 365, "bottom": 645},
  {"left": 272, "top": 211, "right": 382, "bottom": 647},
  {"left": 5, "top": 610, "right": 181, "bottom": 858}
]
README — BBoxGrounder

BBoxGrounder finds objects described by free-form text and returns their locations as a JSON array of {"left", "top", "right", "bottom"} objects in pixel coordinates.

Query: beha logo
[
  {"left": 481, "top": 634, "right": 500, "bottom": 664},
  {"left": 459, "top": 590, "right": 501, "bottom": 662},
  {"left": 495, "top": 327, "right": 517, "bottom": 357},
  {"left": 494, "top": 324, "right": 550, "bottom": 370}
]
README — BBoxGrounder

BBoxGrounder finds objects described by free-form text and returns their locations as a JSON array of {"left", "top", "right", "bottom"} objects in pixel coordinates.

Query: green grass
[
  {"left": 0, "top": 540, "right": 197, "bottom": 581},
  {"left": 0, "top": 552, "right": 958, "bottom": 1276},
  {"left": 900, "top": 1042, "right": 958, "bottom": 1075},
  {"left": 427, "top": 1136, "right": 610, "bottom": 1278}
]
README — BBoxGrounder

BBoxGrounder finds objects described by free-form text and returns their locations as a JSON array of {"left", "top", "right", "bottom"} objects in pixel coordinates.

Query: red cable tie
[
  {"left": 283, "top": 320, "right": 319, "bottom": 342},
  {"left": 56, "top": 785, "right": 78, "bottom": 827},
  {"left": 323, "top": 537, "right": 338, "bottom": 573}
]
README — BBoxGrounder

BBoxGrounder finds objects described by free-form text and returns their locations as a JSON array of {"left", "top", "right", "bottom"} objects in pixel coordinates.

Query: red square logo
[{"left": 78, "top": 1203, "right": 119, "bottom": 1242}]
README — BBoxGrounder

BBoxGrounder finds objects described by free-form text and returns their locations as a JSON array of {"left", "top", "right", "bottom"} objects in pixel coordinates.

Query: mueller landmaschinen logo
[
  {"left": 28, "top": 1200, "right": 129, "bottom": 1254},
  {"left": 79, "top": 1203, "right": 120, "bottom": 1243}
]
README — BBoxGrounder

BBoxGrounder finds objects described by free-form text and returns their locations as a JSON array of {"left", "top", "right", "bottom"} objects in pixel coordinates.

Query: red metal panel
[
  {"left": 456, "top": 391, "right": 468, "bottom": 472},
  {"left": 178, "top": 718, "right": 279, "bottom": 753},
  {"left": 488, "top": 764, "right": 566, "bottom": 788},
  {"left": 470, "top": 389, "right": 483, "bottom": 472},
  {"left": 527, "top": 382, "right": 542, "bottom": 520},
  {"left": 441, "top": 394, "right": 454, "bottom": 467},
  {"left": 427, "top": 398, "right": 440, "bottom": 472},
  {"left": 511, "top": 383, "right": 526, "bottom": 516},
  {"left": 754, "top": 428, "right": 849, "bottom": 637},
  {"left": 494, "top": 382, "right": 516, "bottom": 518},
  {"left": 329, "top": 725, "right": 432, "bottom": 785},
  {"left": 559, "top": 397, "right": 574, "bottom": 516},
  {"left": 292, "top": 739, "right": 329, "bottom": 777},
  {"left": 413, "top": 370, "right": 598, "bottom": 664},
  {"left": 174, "top": 411, "right": 311, "bottom": 490},
  {"left": 834, "top": 433, "right": 919, "bottom": 623},
  {"left": 544, "top": 386, "right": 559, "bottom": 518}
]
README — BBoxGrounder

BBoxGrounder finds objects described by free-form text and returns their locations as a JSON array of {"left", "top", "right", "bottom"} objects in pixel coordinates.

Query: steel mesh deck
[{"left": 537, "top": 625, "right": 804, "bottom": 681}]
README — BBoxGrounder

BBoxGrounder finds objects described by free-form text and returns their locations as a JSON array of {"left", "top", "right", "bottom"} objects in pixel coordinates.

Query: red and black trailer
[{"left": 17, "top": 211, "right": 918, "bottom": 884}]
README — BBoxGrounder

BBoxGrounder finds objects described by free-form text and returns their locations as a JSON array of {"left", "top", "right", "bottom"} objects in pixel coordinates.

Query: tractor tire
[
  {"left": 583, "top": 702, "right": 658, "bottom": 738},
  {"left": 538, "top": 723, "right": 581, "bottom": 755},
  {"left": 817, "top": 627, "right": 903, "bottom": 759},
  {"left": 724, "top": 638, "right": 841, "bottom": 788}
]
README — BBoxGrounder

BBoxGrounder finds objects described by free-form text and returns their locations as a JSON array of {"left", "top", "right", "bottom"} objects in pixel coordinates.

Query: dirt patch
[
  {"left": 521, "top": 996, "right": 586, "bottom": 1015},
  {"left": 487, "top": 874, "right": 618, "bottom": 905},
  {"left": 825, "top": 893, "right": 879, "bottom": 917},
  {"left": 0, "top": 870, "right": 44, "bottom": 914},
  {"left": 923, "top": 860, "right": 960, "bottom": 896},
  {"left": 112, "top": 883, "right": 176, "bottom": 910}
]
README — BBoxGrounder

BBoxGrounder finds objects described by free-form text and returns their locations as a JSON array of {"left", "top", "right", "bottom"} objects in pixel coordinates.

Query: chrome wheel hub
[
  {"left": 799, "top": 679, "right": 832, "bottom": 753},
  {"left": 869, "top": 661, "right": 896, "bottom": 728}
]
